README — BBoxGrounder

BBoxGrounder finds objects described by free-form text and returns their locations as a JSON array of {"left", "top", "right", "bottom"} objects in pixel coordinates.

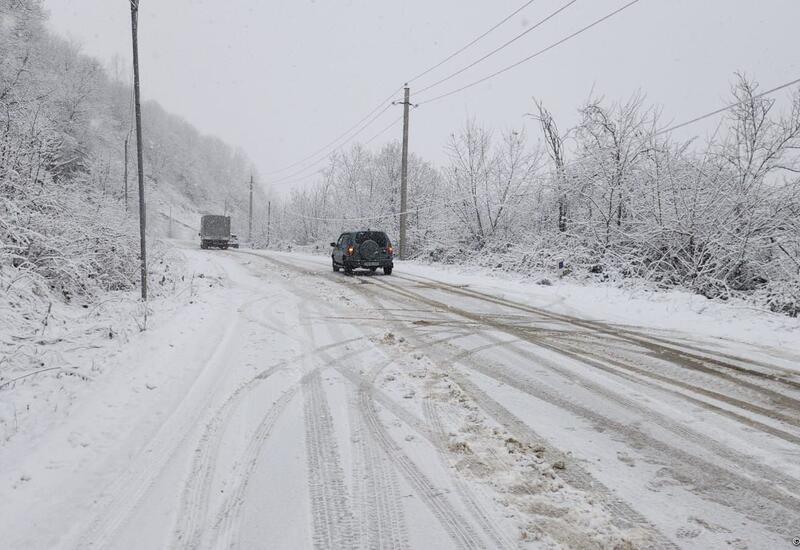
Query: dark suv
[{"left": 331, "top": 231, "right": 394, "bottom": 275}]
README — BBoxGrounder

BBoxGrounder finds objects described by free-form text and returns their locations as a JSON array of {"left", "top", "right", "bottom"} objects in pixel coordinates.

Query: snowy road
[{"left": 2, "top": 245, "right": 799, "bottom": 549}]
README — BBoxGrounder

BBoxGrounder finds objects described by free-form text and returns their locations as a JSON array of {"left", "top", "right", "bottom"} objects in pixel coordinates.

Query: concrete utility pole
[
  {"left": 397, "top": 86, "right": 411, "bottom": 260},
  {"left": 123, "top": 135, "right": 129, "bottom": 211},
  {"left": 130, "top": 0, "right": 147, "bottom": 301},
  {"left": 248, "top": 174, "right": 254, "bottom": 243},
  {"left": 266, "top": 200, "right": 271, "bottom": 247}
]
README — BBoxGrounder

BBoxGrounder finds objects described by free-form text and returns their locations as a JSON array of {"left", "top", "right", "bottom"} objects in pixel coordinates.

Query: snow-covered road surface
[{"left": 2, "top": 244, "right": 799, "bottom": 549}]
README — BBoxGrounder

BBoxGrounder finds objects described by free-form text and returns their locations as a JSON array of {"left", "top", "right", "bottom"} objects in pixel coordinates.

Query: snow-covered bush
[
  {"left": 1, "top": 0, "right": 139, "bottom": 299},
  {"left": 0, "top": 0, "right": 259, "bottom": 383}
]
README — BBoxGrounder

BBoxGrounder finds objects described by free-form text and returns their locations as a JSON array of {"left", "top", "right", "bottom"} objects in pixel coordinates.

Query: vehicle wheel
[
  {"left": 200, "top": 243, "right": 207, "bottom": 250},
  {"left": 383, "top": 266, "right": 393, "bottom": 275},
  {"left": 369, "top": 267, "right": 377, "bottom": 272},
  {"left": 344, "top": 264, "right": 353, "bottom": 275},
  {"left": 332, "top": 259, "right": 340, "bottom": 272}
]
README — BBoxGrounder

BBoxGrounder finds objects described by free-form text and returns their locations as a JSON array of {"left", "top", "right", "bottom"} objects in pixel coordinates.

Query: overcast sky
[{"left": 45, "top": 0, "right": 799, "bottom": 195}]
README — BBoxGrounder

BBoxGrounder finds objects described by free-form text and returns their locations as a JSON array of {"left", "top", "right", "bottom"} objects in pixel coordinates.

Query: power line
[
  {"left": 407, "top": 0, "right": 538, "bottom": 85},
  {"left": 415, "top": 0, "right": 579, "bottom": 96},
  {"left": 268, "top": 114, "right": 404, "bottom": 189},
  {"left": 265, "top": 0, "right": 548, "bottom": 177},
  {"left": 417, "top": 0, "right": 643, "bottom": 106},
  {"left": 261, "top": 1, "right": 632, "bottom": 187},
  {"left": 267, "top": 103, "right": 394, "bottom": 185},
  {"left": 654, "top": 76, "right": 800, "bottom": 136},
  {"left": 264, "top": 86, "right": 403, "bottom": 175},
  {"left": 364, "top": 114, "right": 404, "bottom": 146}
]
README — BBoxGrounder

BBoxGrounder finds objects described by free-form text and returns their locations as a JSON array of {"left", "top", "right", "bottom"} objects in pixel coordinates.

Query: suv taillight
[
  {"left": 386, "top": 245, "right": 393, "bottom": 256},
  {"left": 347, "top": 245, "right": 354, "bottom": 256}
]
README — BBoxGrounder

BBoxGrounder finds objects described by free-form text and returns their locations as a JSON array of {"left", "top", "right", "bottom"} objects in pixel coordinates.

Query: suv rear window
[{"left": 353, "top": 231, "right": 389, "bottom": 247}]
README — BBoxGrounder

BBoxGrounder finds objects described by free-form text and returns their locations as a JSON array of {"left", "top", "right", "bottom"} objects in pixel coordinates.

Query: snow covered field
[{"left": 1, "top": 242, "right": 799, "bottom": 549}]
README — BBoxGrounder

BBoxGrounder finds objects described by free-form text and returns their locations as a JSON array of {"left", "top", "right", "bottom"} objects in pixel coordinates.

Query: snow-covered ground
[{"left": 1, "top": 242, "right": 798, "bottom": 549}]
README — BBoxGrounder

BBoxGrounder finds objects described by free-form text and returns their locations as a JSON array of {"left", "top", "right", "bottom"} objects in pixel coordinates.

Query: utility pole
[
  {"left": 248, "top": 174, "right": 254, "bottom": 243},
  {"left": 123, "top": 135, "right": 129, "bottom": 211},
  {"left": 130, "top": 0, "right": 147, "bottom": 301},
  {"left": 394, "top": 86, "right": 412, "bottom": 260},
  {"left": 266, "top": 200, "right": 271, "bottom": 247}
]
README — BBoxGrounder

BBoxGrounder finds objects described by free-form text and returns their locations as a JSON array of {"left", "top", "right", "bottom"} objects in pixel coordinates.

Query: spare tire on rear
[{"left": 358, "top": 239, "right": 380, "bottom": 260}]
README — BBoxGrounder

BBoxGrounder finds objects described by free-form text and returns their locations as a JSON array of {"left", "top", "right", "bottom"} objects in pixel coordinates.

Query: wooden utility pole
[
  {"left": 130, "top": 0, "right": 147, "bottom": 300},
  {"left": 266, "top": 200, "right": 271, "bottom": 247},
  {"left": 248, "top": 174, "right": 254, "bottom": 242},
  {"left": 398, "top": 86, "right": 411, "bottom": 260}
]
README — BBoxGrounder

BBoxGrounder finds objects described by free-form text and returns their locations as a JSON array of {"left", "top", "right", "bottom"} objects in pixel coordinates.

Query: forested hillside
[
  {"left": 1, "top": 0, "right": 268, "bottom": 376},
  {"left": 275, "top": 78, "right": 800, "bottom": 315},
  {"left": 0, "top": 0, "right": 262, "bottom": 301}
]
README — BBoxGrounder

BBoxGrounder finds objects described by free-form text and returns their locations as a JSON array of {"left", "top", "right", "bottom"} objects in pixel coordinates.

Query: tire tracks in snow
[
  {"left": 368, "top": 277, "right": 800, "bottom": 538},
  {"left": 230, "top": 257, "right": 479, "bottom": 550},
  {"left": 353, "top": 285, "right": 674, "bottom": 549},
  {"left": 376, "top": 276, "right": 800, "bottom": 437},
  {"left": 434, "top": 324, "right": 800, "bottom": 501},
  {"left": 170, "top": 336, "right": 364, "bottom": 549},
  {"left": 392, "top": 273, "right": 800, "bottom": 390},
  {"left": 250, "top": 252, "right": 800, "bottom": 542},
  {"left": 452, "top": 345, "right": 800, "bottom": 537},
  {"left": 303, "top": 369, "right": 358, "bottom": 550},
  {"left": 205, "top": 385, "right": 299, "bottom": 549},
  {"left": 373, "top": 275, "right": 800, "bottom": 448},
  {"left": 73, "top": 314, "right": 243, "bottom": 550},
  {"left": 243, "top": 251, "right": 505, "bottom": 549},
  {"left": 291, "top": 273, "right": 475, "bottom": 550},
  {"left": 358, "top": 390, "right": 485, "bottom": 550},
  {"left": 350, "top": 405, "right": 410, "bottom": 550},
  {"left": 266, "top": 258, "right": 496, "bottom": 549},
  {"left": 441, "top": 366, "right": 680, "bottom": 550},
  {"left": 250, "top": 250, "right": 660, "bottom": 547}
]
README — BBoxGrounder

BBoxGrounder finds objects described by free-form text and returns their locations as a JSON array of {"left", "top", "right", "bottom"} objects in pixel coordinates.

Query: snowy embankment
[{"left": 0, "top": 241, "right": 194, "bottom": 442}]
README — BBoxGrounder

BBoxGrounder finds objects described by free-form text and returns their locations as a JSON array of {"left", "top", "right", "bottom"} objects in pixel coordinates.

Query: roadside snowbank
[{"left": 0, "top": 241, "right": 202, "bottom": 444}]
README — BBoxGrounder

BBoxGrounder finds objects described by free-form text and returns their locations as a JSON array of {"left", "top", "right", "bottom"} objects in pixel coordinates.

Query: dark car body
[{"left": 331, "top": 231, "right": 394, "bottom": 274}]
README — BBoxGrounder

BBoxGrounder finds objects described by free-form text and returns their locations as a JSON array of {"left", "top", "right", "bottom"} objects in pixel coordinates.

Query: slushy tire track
[
  {"left": 423, "top": 400, "right": 518, "bottom": 550},
  {"left": 358, "top": 390, "right": 486, "bottom": 550}
]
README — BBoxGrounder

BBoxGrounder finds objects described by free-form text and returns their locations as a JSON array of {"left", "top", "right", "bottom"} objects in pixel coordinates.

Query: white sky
[{"left": 45, "top": 0, "right": 799, "bottom": 195}]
